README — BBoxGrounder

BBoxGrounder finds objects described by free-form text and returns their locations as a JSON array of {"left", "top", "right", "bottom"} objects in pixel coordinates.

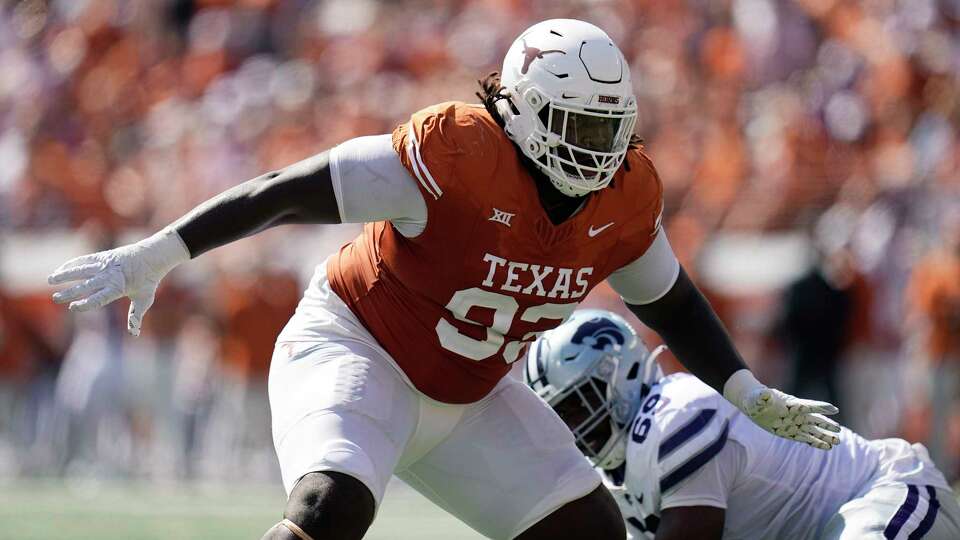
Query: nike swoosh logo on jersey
[{"left": 588, "top": 222, "right": 615, "bottom": 237}]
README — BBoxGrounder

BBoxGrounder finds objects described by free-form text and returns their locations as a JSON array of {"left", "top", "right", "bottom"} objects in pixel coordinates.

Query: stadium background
[{"left": 1, "top": 0, "right": 958, "bottom": 538}]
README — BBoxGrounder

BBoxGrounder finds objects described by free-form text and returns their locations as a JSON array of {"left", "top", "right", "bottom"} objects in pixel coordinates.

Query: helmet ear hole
[
  {"left": 526, "top": 139, "right": 545, "bottom": 157},
  {"left": 525, "top": 89, "right": 544, "bottom": 108},
  {"left": 626, "top": 362, "right": 640, "bottom": 380}
]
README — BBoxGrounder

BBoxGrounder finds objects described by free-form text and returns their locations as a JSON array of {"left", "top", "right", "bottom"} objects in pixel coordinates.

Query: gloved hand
[
  {"left": 724, "top": 369, "right": 841, "bottom": 450},
  {"left": 48, "top": 228, "right": 190, "bottom": 336}
]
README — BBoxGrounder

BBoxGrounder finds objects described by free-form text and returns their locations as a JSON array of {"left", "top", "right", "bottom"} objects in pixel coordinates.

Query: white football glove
[
  {"left": 724, "top": 369, "right": 841, "bottom": 450},
  {"left": 48, "top": 228, "right": 190, "bottom": 336}
]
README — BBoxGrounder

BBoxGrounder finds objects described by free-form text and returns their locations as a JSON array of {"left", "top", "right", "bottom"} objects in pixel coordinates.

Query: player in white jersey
[{"left": 525, "top": 309, "right": 960, "bottom": 540}]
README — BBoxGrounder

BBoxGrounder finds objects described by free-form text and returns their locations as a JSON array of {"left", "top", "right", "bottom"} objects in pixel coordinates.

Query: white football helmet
[
  {"left": 524, "top": 309, "right": 665, "bottom": 470},
  {"left": 497, "top": 19, "right": 638, "bottom": 197}
]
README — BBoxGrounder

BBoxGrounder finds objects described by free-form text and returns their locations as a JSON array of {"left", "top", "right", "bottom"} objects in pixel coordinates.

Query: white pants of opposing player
[
  {"left": 269, "top": 271, "right": 600, "bottom": 540},
  {"left": 821, "top": 482, "right": 960, "bottom": 540}
]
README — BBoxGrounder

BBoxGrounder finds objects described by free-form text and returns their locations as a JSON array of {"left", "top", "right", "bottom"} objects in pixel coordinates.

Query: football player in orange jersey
[{"left": 48, "top": 19, "right": 840, "bottom": 540}]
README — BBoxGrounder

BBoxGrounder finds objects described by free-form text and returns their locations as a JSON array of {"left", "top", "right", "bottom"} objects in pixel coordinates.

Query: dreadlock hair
[
  {"left": 475, "top": 71, "right": 644, "bottom": 148},
  {"left": 476, "top": 72, "right": 510, "bottom": 129}
]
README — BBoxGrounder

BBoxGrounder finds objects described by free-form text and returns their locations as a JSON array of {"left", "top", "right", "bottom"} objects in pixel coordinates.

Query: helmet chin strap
[
  {"left": 537, "top": 141, "right": 615, "bottom": 197},
  {"left": 546, "top": 170, "right": 592, "bottom": 197}
]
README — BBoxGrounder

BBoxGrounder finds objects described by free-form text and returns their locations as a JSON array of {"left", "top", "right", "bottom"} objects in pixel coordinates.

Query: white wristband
[
  {"left": 722, "top": 368, "right": 764, "bottom": 410},
  {"left": 141, "top": 227, "right": 191, "bottom": 274}
]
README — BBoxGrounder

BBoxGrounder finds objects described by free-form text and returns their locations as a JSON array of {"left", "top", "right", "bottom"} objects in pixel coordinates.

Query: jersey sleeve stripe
[
  {"left": 907, "top": 486, "right": 940, "bottom": 540},
  {"left": 405, "top": 134, "right": 439, "bottom": 200},
  {"left": 407, "top": 121, "right": 443, "bottom": 200},
  {"left": 884, "top": 484, "right": 919, "bottom": 539},
  {"left": 660, "top": 419, "right": 729, "bottom": 494},
  {"left": 658, "top": 408, "right": 717, "bottom": 461}
]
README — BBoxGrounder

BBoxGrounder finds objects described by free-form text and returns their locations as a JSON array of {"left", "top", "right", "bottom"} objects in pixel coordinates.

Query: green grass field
[
  {"left": 3, "top": 478, "right": 957, "bottom": 539},
  {"left": 0, "top": 478, "right": 485, "bottom": 539}
]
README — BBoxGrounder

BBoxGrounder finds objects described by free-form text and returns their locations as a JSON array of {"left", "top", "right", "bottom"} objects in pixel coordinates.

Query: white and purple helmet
[{"left": 525, "top": 309, "right": 665, "bottom": 470}]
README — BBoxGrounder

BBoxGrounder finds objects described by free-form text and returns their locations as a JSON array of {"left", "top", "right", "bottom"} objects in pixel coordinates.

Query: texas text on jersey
[{"left": 327, "top": 102, "right": 663, "bottom": 403}]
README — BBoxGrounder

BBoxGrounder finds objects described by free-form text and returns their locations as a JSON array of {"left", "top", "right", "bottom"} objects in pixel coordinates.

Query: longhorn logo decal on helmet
[{"left": 520, "top": 39, "right": 566, "bottom": 74}]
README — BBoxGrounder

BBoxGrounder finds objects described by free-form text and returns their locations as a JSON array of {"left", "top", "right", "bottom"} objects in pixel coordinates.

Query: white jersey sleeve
[
  {"left": 329, "top": 134, "right": 428, "bottom": 237},
  {"left": 606, "top": 229, "right": 680, "bottom": 305},
  {"left": 623, "top": 374, "right": 738, "bottom": 530}
]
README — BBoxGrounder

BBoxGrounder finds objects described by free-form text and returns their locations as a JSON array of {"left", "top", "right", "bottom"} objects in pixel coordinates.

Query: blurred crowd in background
[{"left": 0, "top": 0, "right": 958, "bottom": 488}]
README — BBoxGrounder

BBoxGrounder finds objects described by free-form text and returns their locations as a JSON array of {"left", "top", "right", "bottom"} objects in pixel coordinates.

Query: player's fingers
[
  {"left": 800, "top": 423, "right": 841, "bottom": 446},
  {"left": 791, "top": 399, "right": 839, "bottom": 416},
  {"left": 49, "top": 253, "right": 99, "bottom": 274},
  {"left": 127, "top": 292, "right": 155, "bottom": 337},
  {"left": 48, "top": 261, "right": 105, "bottom": 285},
  {"left": 68, "top": 287, "right": 123, "bottom": 312},
  {"left": 802, "top": 424, "right": 839, "bottom": 449},
  {"left": 52, "top": 274, "right": 108, "bottom": 304},
  {"left": 793, "top": 431, "right": 832, "bottom": 450},
  {"left": 806, "top": 413, "right": 841, "bottom": 432}
]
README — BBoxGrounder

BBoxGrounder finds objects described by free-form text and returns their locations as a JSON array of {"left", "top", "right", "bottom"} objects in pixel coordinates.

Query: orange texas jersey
[{"left": 327, "top": 102, "right": 663, "bottom": 404}]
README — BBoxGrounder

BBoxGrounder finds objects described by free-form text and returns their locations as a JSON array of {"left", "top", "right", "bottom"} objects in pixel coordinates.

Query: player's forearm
[
  {"left": 626, "top": 265, "right": 747, "bottom": 393},
  {"left": 172, "top": 151, "right": 341, "bottom": 257}
]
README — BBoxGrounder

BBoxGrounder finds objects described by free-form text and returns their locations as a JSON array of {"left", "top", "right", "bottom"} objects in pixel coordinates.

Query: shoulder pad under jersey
[{"left": 392, "top": 102, "right": 503, "bottom": 203}]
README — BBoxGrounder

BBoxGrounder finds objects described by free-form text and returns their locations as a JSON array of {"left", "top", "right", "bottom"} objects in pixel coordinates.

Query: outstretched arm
[
  {"left": 607, "top": 232, "right": 744, "bottom": 391},
  {"left": 172, "top": 151, "right": 341, "bottom": 257},
  {"left": 608, "top": 231, "right": 841, "bottom": 449},
  {"left": 47, "top": 151, "right": 339, "bottom": 335},
  {"left": 49, "top": 135, "right": 424, "bottom": 335},
  {"left": 626, "top": 266, "right": 744, "bottom": 393},
  {"left": 626, "top": 267, "right": 840, "bottom": 449}
]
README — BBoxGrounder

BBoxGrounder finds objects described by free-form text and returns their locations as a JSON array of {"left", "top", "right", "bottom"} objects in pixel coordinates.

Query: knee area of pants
[{"left": 285, "top": 471, "right": 375, "bottom": 538}]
